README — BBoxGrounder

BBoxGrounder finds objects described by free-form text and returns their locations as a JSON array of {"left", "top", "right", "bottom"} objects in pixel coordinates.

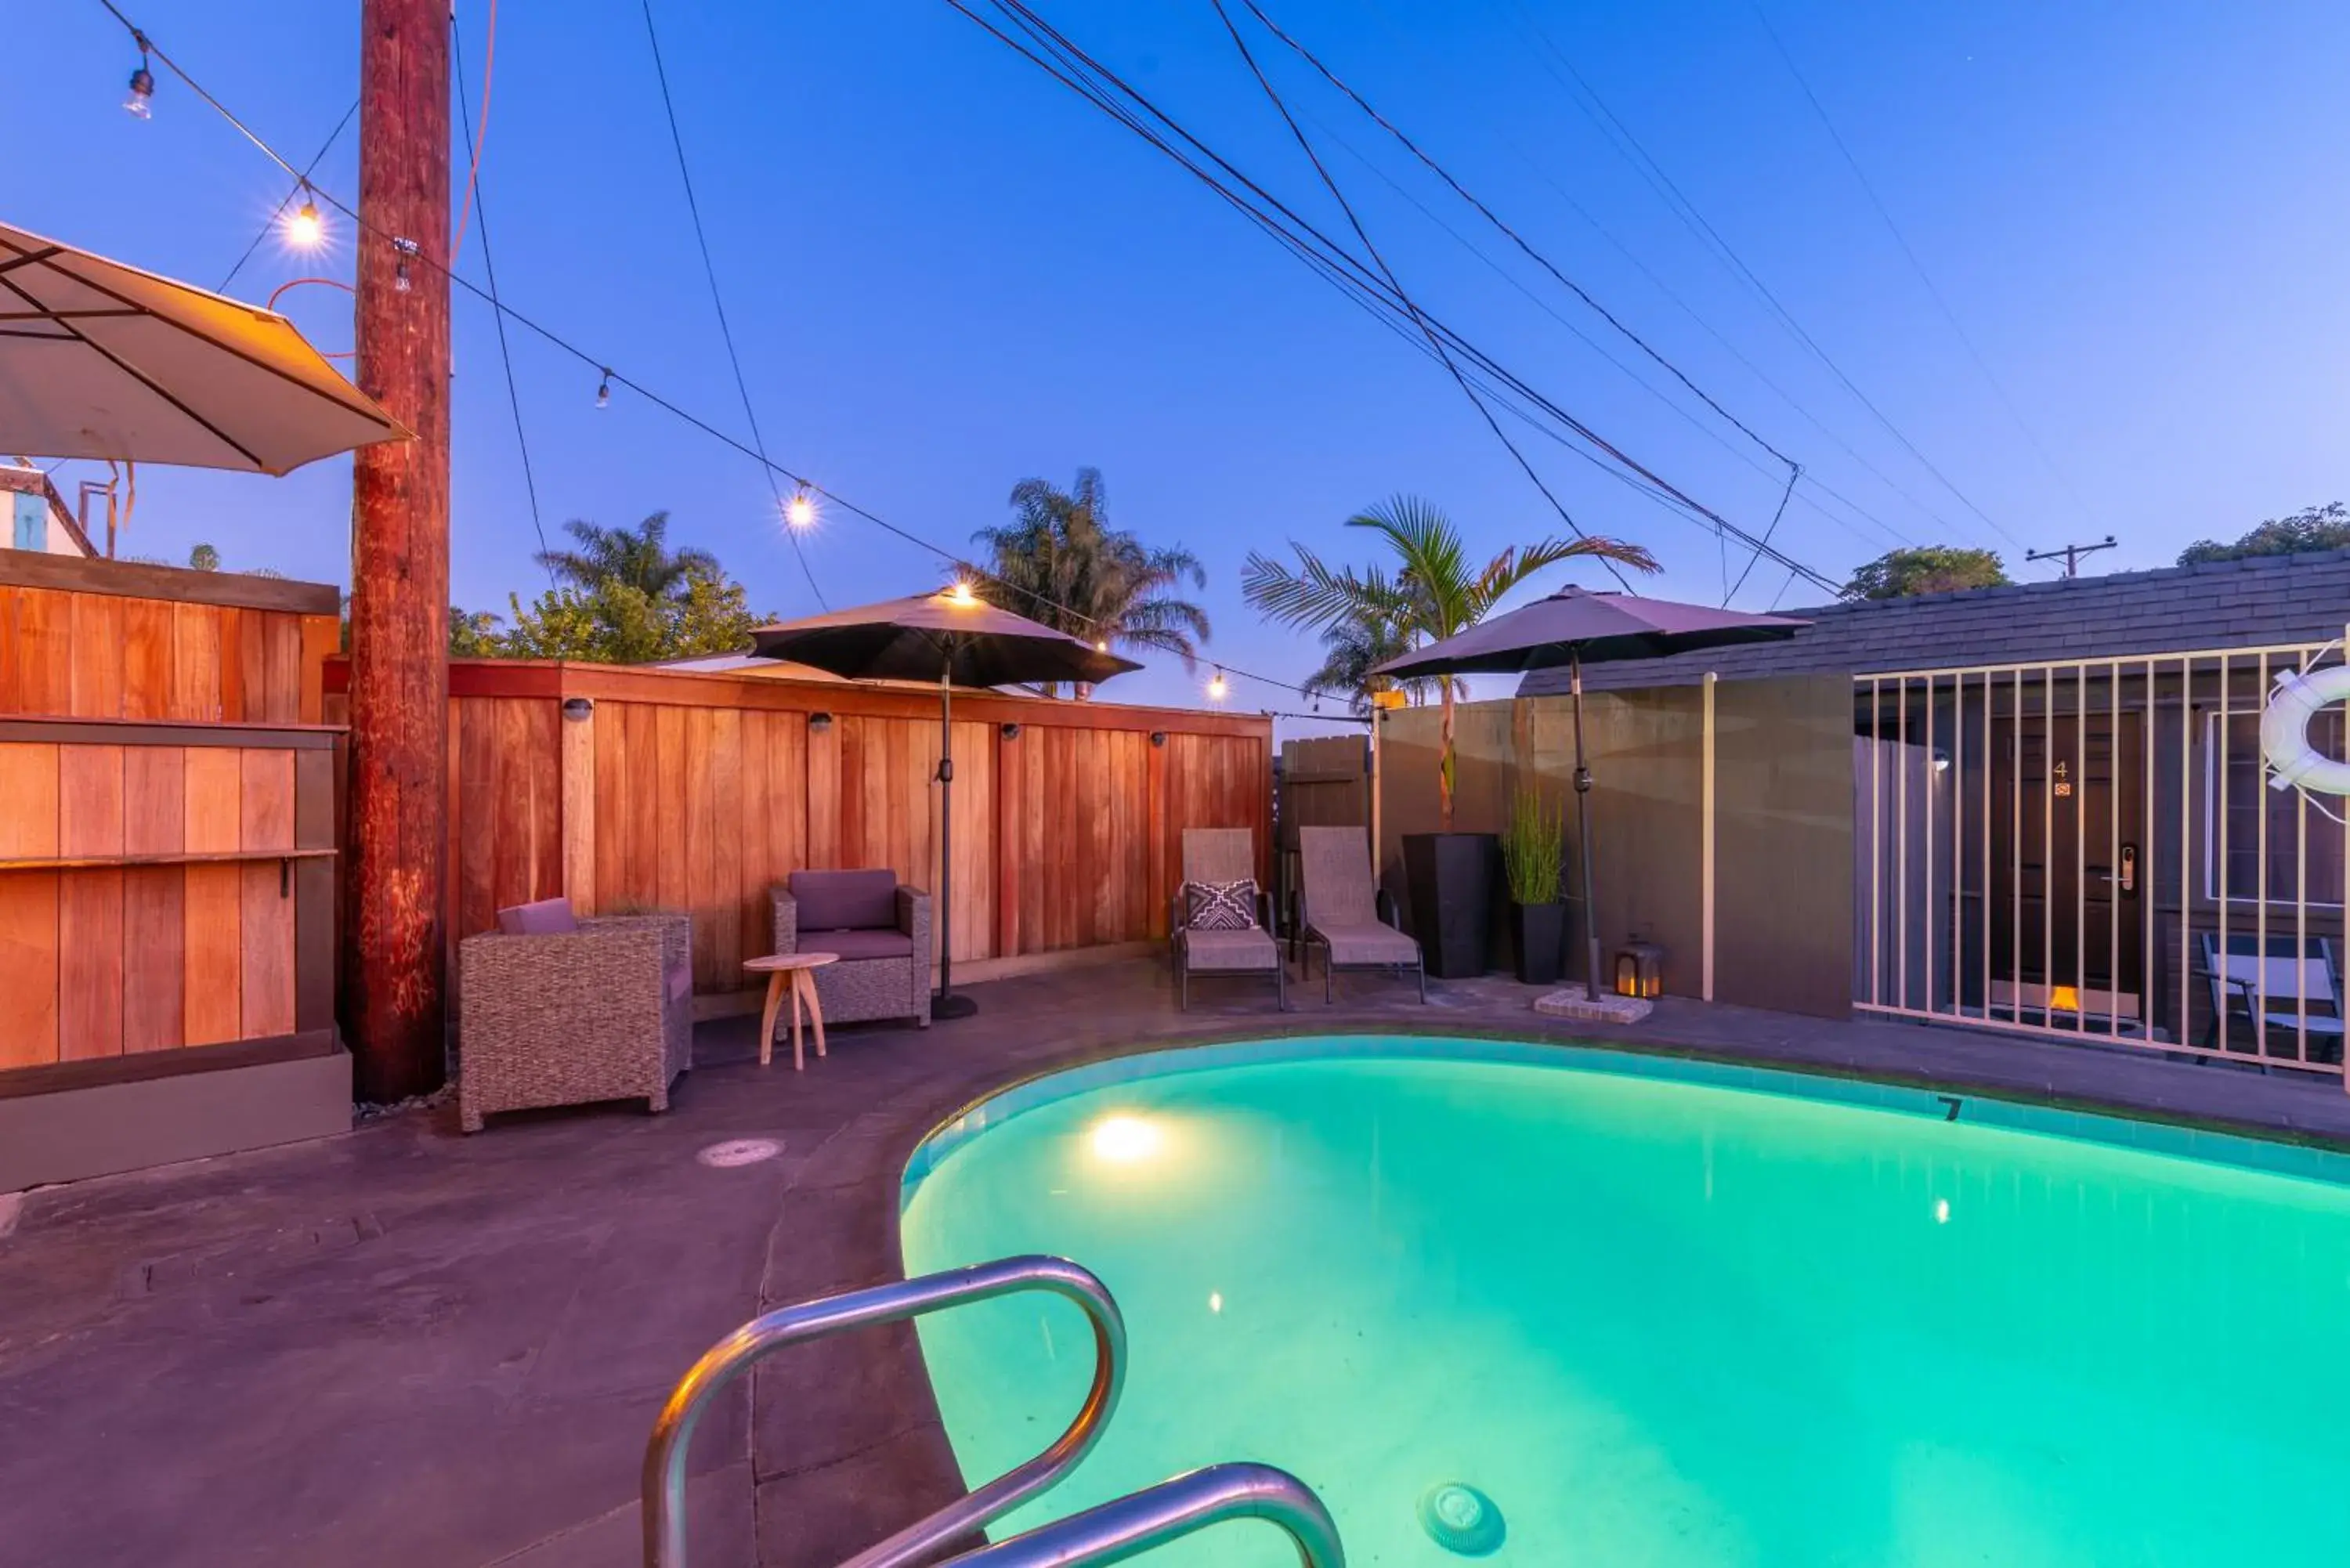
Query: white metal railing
[{"left": 1854, "top": 637, "right": 2349, "bottom": 1076}]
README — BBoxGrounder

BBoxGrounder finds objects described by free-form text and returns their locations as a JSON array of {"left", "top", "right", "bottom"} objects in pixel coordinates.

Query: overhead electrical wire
[
  {"left": 451, "top": 11, "right": 555, "bottom": 583},
  {"left": 1745, "top": 1, "right": 2095, "bottom": 529},
  {"left": 217, "top": 97, "right": 357, "bottom": 293},
  {"left": 1496, "top": 0, "right": 2025, "bottom": 551},
  {"left": 1242, "top": 0, "right": 1798, "bottom": 477},
  {"left": 638, "top": 0, "right": 826, "bottom": 609},
  {"left": 450, "top": 0, "right": 497, "bottom": 269},
  {"left": 945, "top": 0, "right": 1846, "bottom": 596},
  {"left": 94, "top": 2, "right": 1622, "bottom": 706},
  {"left": 1207, "top": 0, "right": 1636, "bottom": 592}
]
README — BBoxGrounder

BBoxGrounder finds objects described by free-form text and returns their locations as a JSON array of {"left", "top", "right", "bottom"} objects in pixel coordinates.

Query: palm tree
[
  {"left": 967, "top": 468, "right": 1211, "bottom": 698},
  {"left": 537, "top": 511, "right": 718, "bottom": 603},
  {"left": 1244, "top": 494, "right": 1658, "bottom": 829}
]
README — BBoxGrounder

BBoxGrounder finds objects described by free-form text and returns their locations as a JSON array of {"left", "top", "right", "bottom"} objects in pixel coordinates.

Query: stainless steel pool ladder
[{"left": 642, "top": 1255, "right": 1343, "bottom": 1568}]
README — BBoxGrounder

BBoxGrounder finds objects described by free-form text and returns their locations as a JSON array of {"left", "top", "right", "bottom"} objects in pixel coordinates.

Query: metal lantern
[{"left": 1614, "top": 941, "right": 1665, "bottom": 1000}]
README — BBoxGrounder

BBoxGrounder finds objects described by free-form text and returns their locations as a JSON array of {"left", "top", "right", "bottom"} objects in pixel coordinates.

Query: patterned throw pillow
[{"left": 1184, "top": 879, "right": 1259, "bottom": 931}]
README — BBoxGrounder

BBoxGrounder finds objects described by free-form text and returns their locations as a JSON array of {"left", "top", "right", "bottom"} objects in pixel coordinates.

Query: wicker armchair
[
  {"left": 771, "top": 869, "right": 932, "bottom": 1030},
  {"left": 457, "top": 901, "right": 694, "bottom": 1133}
]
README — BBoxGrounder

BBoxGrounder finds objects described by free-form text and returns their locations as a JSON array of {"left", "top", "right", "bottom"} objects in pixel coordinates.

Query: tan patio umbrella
[
  {"left": 1376, "top": 587, "right": 1807, "bottom": 999},
  {"left": 0, "top": 219, "right": 408, "bottom": 474},
  {"left": 750, "top": 586, "right": 1141, "bottom": 1019}
]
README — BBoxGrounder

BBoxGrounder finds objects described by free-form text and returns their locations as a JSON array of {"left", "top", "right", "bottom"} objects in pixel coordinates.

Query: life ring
[{"left": 2262, "top": 663, "right": 2350, "bottom": 796}]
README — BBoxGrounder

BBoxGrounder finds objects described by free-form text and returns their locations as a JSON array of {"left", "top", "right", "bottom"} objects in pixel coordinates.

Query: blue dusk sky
[{"left": 8, "top": 1, "right": 2345, "bottom": 721}]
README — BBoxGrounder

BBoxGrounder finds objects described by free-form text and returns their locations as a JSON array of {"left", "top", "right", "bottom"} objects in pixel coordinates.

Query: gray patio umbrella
[
  {"left": 0, "top": 219, "right": 408, "bottom": 473},
  {"left": 750, "top": 587, "right": 1140, "bottom": 1018},
  {"left": 1374, "top": 587, "right": 1807, "bottom": 999}
]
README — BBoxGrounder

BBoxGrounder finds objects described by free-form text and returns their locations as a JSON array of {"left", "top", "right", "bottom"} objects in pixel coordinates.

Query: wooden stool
[{"left": 744, "top": 952, "right": 839, "bottom": 1071}]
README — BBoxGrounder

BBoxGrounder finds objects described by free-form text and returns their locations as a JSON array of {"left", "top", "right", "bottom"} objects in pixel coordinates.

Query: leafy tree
[
  {"left": 535, "top": 511, "right": 718, "bottom": 602},
  {"left": 2178, "top": 502, "right": 2350, "bottom": 565},
  {"left": 1842, "top": 546, "right": 2011, "bottom": 600},
  {"left": 1244, "top": 495, "right": 1658, "bottom": 829},
  {"left": 187, "top": 542, "right": 220, "bottom": 572},
  {"left": 449, "top": 605, "right": 503, "bottom": 657},
  {"left": 965, "top": 468, "right": 1209, "bottom": 697}
]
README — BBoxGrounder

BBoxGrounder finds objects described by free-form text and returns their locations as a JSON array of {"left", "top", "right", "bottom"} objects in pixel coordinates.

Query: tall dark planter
[
  {"left": 1509, "top": 901, "right": 1566, "bottom": 985},
  {"left": 1403, "top": 832, "right": 1497, "bottom": 978}
]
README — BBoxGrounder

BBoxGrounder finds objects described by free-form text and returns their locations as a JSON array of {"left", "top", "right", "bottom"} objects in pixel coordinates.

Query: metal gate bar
[{"left": 1854, "top": 638, "right": 2348, "bottom": 1077}]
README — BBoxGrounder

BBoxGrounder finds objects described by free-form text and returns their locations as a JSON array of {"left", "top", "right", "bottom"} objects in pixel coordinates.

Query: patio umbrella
[
  {"left": 750, "top": 587, "right": 1140, "bottom": 1018},
  {"left": 1374, "top": 587, "right": 1807, "bottom": 999},
  {"left": 0, "top": 219, "right": 408, "bottom": 474}
]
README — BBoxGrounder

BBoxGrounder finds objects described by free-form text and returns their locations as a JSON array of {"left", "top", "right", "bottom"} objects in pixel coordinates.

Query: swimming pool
[{"left": 898, "top": 1036, "right": 2350, "bottom": 1566}]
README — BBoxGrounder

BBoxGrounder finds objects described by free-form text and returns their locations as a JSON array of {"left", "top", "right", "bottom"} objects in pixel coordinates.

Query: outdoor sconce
[
  {"left": 1614, "top": 941, "right": 1665, "bottom": 1000},
  {"left": 1000, "top": 722, "right": 1021, "bottom": 740},
  {"left": 560, "top": 697, "right": 594, "bottom": 722},
  {"left": 808, "top": 711, "right": 833, "bottom": 732},
  {"left": 1150, "top": 731, "right": 1166, "bottom": 747}
]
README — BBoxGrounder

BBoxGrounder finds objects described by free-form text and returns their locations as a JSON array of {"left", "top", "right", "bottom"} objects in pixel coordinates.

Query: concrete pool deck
[{"left": 5, "top": 957, "right": 2349, "bottom": 1567}]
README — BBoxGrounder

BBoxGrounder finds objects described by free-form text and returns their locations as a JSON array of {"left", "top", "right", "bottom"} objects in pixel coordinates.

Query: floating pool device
[
  {"left": 2263, "top": 662, "right": 2350, "bottom": 797},
  {"left": 1418, "top": 1481, "right": 1506, "bottom": 1556}
]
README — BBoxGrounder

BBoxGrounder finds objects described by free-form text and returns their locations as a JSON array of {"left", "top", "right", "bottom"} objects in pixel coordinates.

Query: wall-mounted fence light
[
  {"left": 1150, "top": 731, "right": 1166, "bottom": 747},
  {"left": 561, "top": 697, "right": 594, "bottom": 722},
  {"left": 808, "top": 711, "right": 833, "bottom": 732},
  {"left": 1000, "top": 722, "right": 1021, "bottom": 740}
]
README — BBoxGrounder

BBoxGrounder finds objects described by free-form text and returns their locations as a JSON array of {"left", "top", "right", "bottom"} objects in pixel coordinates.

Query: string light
[
  {"left": 1094, "top": 639, "right": 1108, "bottom": 652},
  {"left": 123, "top": 35, "right": 155, "bottom": 118},
  {"left": 1208, "top": 668, "right": 1229, "bottom": 700},
  {"left": 594, "top": 369, "right": 612, "bottom": 410},
  {"left": 284, "top": 186, "right": 325, "bottom": 250},
  {"left": 786, "top": 488, "right": 816, "bottom": 528}
]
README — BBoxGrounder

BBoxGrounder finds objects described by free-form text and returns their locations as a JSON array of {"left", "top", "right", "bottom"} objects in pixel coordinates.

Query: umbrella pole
[
  {"left": 933, "top": 660, "right": 978, "bottom": 1020},
  {"left": 1571, "top": 647, "right": 1604, "bottom": 1000}
]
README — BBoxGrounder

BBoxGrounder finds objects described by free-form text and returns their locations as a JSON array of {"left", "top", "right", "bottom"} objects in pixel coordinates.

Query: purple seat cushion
[
  {"left": 800, "top": 927, "right": 916, "bottom": 961},
  {"left": 497, "top": 897, "right": 578, "bottom": 936},
  {"left": 790, "top": 869, "right": 898, "bottom": 932}
]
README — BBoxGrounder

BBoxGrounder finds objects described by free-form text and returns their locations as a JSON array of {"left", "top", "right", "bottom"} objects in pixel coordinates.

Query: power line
[
  {"left": 948, "top": 0, "right": 1846, "bottom": 595},
  {"left": 1208, "top": 0, "right": 1636, "bottom": 591},
  {"left": 1497, "top": 0, "right": 2025, "bottom": 551},
  {"left": 217, "top": 97, "right": 356, "bottom": 294},
  {"left": 1726, "top": 464, "right": 1799, "bottom": 605},
  {"left": 638, "top": 0, "right": 826, "bottom": 609},
  {"left": 452, "top": 9, "right": 553, "bottom": 583},
  {"left": 1746, "top": 0, "right": 2095, "bottom": 531},
  {"left": 1242, "top": 0, "right": 1801, "bottom": 477}
]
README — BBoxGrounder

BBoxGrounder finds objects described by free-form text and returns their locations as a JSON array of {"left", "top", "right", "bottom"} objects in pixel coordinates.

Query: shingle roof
[{"left": 1518, "top": 547, "right": 2350, "bottom": 695}]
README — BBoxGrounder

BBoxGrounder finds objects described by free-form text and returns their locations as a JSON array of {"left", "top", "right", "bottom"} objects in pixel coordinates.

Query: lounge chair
[
  {"left": 457, "top": 898, "right": 694, "bottom": 1132},
  {"left": 1298, "top": 825, "right": 1426, "bottom": 1003},
  {"left": 772, "top": 869, "right": 934, "bottom": 1030},
  {"left": 2198, "top": 931, "right": 2345, "bottom": 1063},
  {"left": 1173, "top": 827, "right": 1285, "bottom": 1010}
]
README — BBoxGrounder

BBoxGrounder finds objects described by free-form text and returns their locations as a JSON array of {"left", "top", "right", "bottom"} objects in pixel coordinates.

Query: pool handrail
[
  {"left": 945, "top": 1461, "right": 1345, "bottom": 1568},
  {"left": 641, "top": 1255, "right": 1126, "bottom": 1568}
]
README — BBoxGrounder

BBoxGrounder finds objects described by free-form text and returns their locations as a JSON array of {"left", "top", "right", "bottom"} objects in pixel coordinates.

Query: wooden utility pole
[{"left": 346, "top": 0, "right": 450, "bottom": 1101}]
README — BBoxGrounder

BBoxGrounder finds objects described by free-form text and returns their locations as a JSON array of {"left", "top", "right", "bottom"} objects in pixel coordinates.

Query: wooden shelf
[{"left": 0, "top": 848, "right": 337, "bottom": 873}]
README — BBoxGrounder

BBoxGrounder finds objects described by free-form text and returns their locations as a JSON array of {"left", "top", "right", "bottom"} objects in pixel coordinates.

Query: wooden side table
[{"left": 744, "top": 953, "right": 839, "bottom": 1071}]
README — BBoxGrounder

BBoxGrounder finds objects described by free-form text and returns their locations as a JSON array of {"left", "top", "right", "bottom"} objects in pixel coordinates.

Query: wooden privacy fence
[
  {"left": 0, "top": 555, "right": 343, "bottom": 1070},
  {"left": 327, "top": 659, "right": 1273, "bottom": 1003}
]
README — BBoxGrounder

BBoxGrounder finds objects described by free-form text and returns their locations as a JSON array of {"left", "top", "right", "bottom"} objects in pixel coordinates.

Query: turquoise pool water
[{"left": 898, "top": 1038, "right": 2350, "bottom": 1566}]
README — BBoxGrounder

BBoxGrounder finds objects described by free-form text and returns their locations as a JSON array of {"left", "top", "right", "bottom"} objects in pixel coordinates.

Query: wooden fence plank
[
  {"left": 182, "top": 862, "right": 242, "bottom": 1046},
  {"left": 122, "top": 599, "right": 173, "bottom": 720},
  {"left": 240, "top": 859, "right": 295, "bottom": 1039},
  {"left": 122, "top": 867, "right": 185, "bottom": 1052},
  {"left": 67, "top": 591, "right": 125, "bottom": 718},
  {"left": 170, "top": 603, "right": 222, "bottom": 721},
  {"left": 682, "top": 705, "right": 716, "bottom": 985},
  {"left": 240, "top": 749, "right": 296, "bottom": 852},
  {"left": 183, "top": 747, "right": 242, "bottom": 854},
  {"left": 0, "top": 743, "right": 61, "bottom": 858},
  {"left": 13, "top": 588, "right": 72, "bottom": 717},
  {"left": 123, "top": 746, "right": 185, "bottom": 856},
  {"left": 708, "top": 706, "right": 743, "bottom": 978},
  {"left": 0, "top": 873, "right": 60, "bottom": 1067},
  {"left": 60, "top": 869, "right": 125, "bottom": 1060}
]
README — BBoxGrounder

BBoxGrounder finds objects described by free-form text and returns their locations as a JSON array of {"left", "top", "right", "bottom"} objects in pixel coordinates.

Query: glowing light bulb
[
  {"left": 594, "top": 370, "right": 612, "bottom": 410},
  {"left": 786, "top": 490, "right": 816, "bottom": 529},
  {"left": 285, "top": 198, "right": 325, "bottom": 251},
  {"left": 1207, "top": 669, "right": 1228, "bottom": 700},
  {"left": 1208, "top": 1292, "right": 1224, "bottom": 1314},
  {"left": 947, "top": 580, "right": 978, "bottom": 605},
  {"left": 1088, "top": 1114, "right": 1162, "bottom": 1163},
  {"left": 1933, "top": 1198, "right": 1951, "bottom": 1225},
  {"left": 1094, "top": 639, "right": 1108, "bottom": 652},
  {"left": 124, "top": 62, "right": 155, "bottom": 118}
]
